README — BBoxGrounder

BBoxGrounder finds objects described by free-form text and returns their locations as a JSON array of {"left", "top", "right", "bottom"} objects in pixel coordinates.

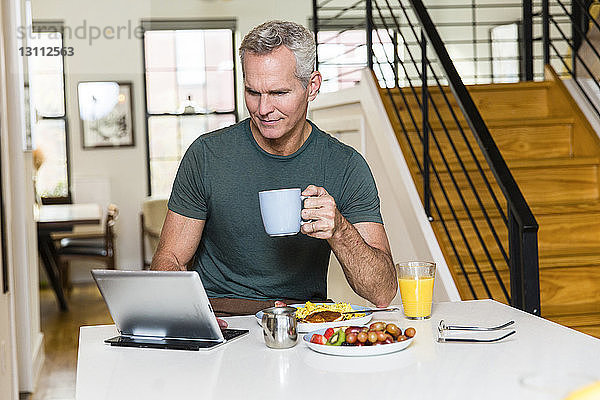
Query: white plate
[
  {"left": 255, "top": 303, "right": 372, "bottom": 333},
  {"left": 303, "top": 327, "right": 414, "bottom": 357}
]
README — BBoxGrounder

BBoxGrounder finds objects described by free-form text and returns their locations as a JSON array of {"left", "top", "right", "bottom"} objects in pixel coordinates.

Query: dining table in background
[
  {"left": 75, "top": 299, "right": 600, "bottom": 400},
  {"left": 35, "top": 203, "right": 102, "bottom": 311}
]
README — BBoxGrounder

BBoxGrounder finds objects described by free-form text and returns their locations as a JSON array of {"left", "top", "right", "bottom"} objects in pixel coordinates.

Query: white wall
[
  {"left": 1, "top": 0, "right": 35, "bottom": 397},
  {"left": 29, "top": 0, "right": 313, "bottom": 275},
  {"left": 0, "top": 292, "right": 17, "bottom": 400},
  {"left": 564, "top": 78, "right": 600, "bottom": 139}
]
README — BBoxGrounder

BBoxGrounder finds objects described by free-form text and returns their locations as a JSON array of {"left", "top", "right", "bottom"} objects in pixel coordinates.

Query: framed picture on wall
[{"left": 78, "top": 81, "right": 134, "bottom": 148}]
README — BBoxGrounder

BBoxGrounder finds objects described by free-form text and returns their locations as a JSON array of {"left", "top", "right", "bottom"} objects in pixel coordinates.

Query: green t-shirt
[{"left": 168, "top": 118, "right": 383, "bottom": 301}]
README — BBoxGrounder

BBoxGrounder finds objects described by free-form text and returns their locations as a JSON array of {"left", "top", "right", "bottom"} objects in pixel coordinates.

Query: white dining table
[
  {"left": 35, "top": 203, "right": 102, "bottom": 228},
  {"left": 75, "top": 299, "right": 600, "bottom": 400}
]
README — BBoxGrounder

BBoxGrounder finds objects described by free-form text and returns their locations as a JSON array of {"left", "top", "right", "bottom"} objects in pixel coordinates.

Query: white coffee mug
[{"left": 258, "top": 188, "right": 308, "bottom": 236}]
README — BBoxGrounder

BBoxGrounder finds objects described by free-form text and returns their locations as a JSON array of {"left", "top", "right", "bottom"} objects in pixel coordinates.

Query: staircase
[{"left": 379, "top": 66, "right": 600, "bottom": 338}]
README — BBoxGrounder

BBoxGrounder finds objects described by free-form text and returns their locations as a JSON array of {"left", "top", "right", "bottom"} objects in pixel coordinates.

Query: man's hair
[{"left": 239, "top": 20, "right": 316, "bottom": 88}]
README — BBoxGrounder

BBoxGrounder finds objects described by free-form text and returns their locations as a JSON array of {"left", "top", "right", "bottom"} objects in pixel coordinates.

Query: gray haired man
[{"left": 151, "top": 21, "right": 396, "bottom": 317}]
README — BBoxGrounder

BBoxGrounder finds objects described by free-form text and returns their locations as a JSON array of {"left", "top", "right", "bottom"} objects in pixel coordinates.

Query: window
[
  {"left": 490, "top": 23, "right": 520, "bottom": 83},
  {"left": 142, "top": 21, "right": 237, "bottom": 197},
  {"left": 317, "top": 26, "right": 400, "bottom": 92},
  {"left": 29, "top": 24, "right": 70, "bottom": 202}
]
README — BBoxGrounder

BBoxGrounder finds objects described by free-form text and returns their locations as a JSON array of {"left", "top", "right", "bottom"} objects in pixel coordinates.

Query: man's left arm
[{"left": 301, "top": 185, "right": 397, "bottom": 307}]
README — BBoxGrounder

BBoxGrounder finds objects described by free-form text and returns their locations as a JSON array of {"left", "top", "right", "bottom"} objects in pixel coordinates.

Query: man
[{"left": 151, "top": 20, "right": 396, "bottom": 316}]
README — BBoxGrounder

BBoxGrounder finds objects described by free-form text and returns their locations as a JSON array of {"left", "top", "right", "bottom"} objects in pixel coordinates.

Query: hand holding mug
[{"left": 300, "top": 185, "right": 343, "bottom": 240}]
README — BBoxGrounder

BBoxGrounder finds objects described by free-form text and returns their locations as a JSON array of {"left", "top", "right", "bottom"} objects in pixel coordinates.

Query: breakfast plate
[
  {"left": 303, "top": 327, "right": 414, "bottom": 357},
  {"left": 255, "top": 303, "right": 372, "bottom": 333}
]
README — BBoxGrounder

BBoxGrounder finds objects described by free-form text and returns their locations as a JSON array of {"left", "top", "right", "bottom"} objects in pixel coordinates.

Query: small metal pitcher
[{"left": 261, "top": 306, "right": 298, "bottom": 349}]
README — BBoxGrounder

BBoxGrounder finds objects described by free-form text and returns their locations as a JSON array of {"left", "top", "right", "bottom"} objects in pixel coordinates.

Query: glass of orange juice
[{"left": 396, "top": 261, "right": 436, "bottom": 320}]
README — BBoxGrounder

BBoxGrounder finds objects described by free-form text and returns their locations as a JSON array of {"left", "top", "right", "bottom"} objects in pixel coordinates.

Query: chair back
[
  {"left": 142, "top": 198, "right": 168, "bottom": 237},
  {"left": 142, "top": 198, "right": 167, "bottom": 245},
  {"left": 140, "top": 198, "right": 167, "bottom": 268},
  {"left": 105, "top": 204, "right": 119, "bottom": 262}
]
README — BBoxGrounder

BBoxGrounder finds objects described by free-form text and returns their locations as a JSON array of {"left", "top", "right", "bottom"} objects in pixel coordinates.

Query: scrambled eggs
[{"left": 295, "top": 301, "right": 365, "bottom": 321}]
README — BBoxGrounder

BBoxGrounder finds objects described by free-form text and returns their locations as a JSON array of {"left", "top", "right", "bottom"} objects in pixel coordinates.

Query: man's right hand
[{"left": 274, "top": 301, "right": 287, "bottom": 307}]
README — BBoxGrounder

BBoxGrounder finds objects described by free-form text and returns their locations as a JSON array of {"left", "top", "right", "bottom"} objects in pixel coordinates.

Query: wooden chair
[
  {"left": 56, "top": 204, "right": 119, "bottom": 289},
  {"left": 140, "top": 198, "right": 167, "bottom": 269}
]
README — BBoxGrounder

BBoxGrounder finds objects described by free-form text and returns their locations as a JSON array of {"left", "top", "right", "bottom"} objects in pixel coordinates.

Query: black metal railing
[
  {"left": 314, "top": 0, "right": 541, "bottom": 315},
  {"left": 532, "top": 0, "right": 600, "bottom": 120},
  {"left": 314, "top": 1, "right": 574, "bottom": 89}
]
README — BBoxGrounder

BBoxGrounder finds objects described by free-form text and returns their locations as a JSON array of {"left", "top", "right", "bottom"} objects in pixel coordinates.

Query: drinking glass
[{"left": 396, "top": 261, "right": 436, "bottom": 320}]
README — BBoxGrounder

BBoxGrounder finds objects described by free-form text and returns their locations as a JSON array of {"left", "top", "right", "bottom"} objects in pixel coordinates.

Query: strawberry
[
  {"left": 323, "top": 328, "right": 335, "bottom": 340},
  {"left": 310, "top": 334, "right": 327, "bottom": 345}
]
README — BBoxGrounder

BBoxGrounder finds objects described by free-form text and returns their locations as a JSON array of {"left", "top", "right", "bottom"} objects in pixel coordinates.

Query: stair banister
[{"left": 408, "top": 0, "right": 540, "bottom": 315}]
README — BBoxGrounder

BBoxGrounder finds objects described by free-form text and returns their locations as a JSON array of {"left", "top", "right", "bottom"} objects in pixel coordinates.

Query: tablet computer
[{"left": 91, "top": 269, "right": 249, "bottom": 351}]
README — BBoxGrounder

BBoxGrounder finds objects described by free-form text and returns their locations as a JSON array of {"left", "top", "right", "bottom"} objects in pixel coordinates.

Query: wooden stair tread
[
  {"left": 545, "top": 310, "right": 600, "bottom": 324},
  {"left": 428, "top": 156, "right": 600, "bottom": 173},
  {"left": 431, "top": 200, "right": 600, "bottom": 220},
  {"left": 545, "top": 313, "right": 600, "bottom": 337},
  {"left": 525, "top": 201, "right": 600, "bottom": 216},
  {"left": 410, "top": 156, "right": 600, "bottom": 174},
  {"left": 467, "top": 116, "right": 573, "bottom": 128},
  {"left": 543, "top": 304, "right": 600, "bottom": 319},
  {"left": 466, "top": 80, "right": 553, "bottom": 92},
  {"left": 394, "top": 121, "right": 577, "bottom": 165},
  {"left": 434, "top": 210, "right": 600, "bottom": 265},
  {"left": 415, "top": 160, "right": 599, "bottom": 209},
  {"left": 384, "top": 100, "right": 551, "bottom": 121},
  {"left": 414, "top": 155, "right": 599, "bottom": 207},
  {"left": 387, "top": 111, "right": 576, "bottom": 132},
  {"left": 448, "top": 263, "right": 600, "bottom": 322},
  {"left": 504, "top": 156, "right": 599, "bottom": 169},
  {"left": 551, "top": 324, "right": 600, "bottom": 337},
  {"left": 537, "top": 253, "right": 600, "bottom": 268},
  {"left": 383, "top": 81, "right": 553, "bottom": 120},
  {"left": 380, "top": 80, "right": 552, "bottom": 97},
  {"left": 441, "top": 248, "right": 600, "bottom": 273}
]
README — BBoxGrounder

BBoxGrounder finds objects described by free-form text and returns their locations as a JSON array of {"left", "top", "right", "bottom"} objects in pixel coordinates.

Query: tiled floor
[{"left": 21, "top": 284, "right": 113, "bottom": 400}]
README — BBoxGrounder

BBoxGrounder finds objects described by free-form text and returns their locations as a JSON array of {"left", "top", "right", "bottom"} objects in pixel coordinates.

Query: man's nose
[{"left": 258, "top": 94, "right": 275, "bottom": 116}]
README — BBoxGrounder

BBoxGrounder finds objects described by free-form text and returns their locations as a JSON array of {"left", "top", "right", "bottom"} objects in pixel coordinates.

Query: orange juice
[{"left": 399, "top": 277, "right": 434, "bottom": 318}]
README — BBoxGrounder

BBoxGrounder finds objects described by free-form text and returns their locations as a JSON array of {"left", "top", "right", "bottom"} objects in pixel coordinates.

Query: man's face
[{"left": 243, "top": 46, "right": 319, "bottom": 142}]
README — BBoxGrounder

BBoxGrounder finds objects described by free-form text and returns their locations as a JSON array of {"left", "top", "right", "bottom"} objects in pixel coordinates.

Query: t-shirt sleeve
[
  {"left": 337, "top": 151, "right": 383, "bottom": 225},
  {"left": 168, "top": 142, "right": 208, "bottom": 220}
]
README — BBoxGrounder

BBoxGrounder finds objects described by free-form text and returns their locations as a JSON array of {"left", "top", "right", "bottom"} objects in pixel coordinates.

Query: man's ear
[{"left": 307, "top": 71, "right": 322, "bottom": 101}]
